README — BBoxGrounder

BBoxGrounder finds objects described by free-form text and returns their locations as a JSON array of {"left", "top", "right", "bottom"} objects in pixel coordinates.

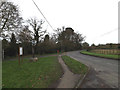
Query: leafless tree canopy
[
  {"left": 0, "top": 1, "right": 22, "bottom": 38},
  {"left": 27, "top": 18, "right": 46, "bottom": 44},
  {"left": 17, "top": 25, "right": 33, "bottom": 43}
]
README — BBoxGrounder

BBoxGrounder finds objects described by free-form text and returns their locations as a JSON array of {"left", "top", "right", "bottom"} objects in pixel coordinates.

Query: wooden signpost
[{"left": 18, "top": 47, "right": 23, "bottom": 65}]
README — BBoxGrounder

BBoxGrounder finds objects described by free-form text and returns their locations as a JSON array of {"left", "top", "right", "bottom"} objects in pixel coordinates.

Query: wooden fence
[{"left": 90, "top": 49, "right": 120, "bottom": 55}]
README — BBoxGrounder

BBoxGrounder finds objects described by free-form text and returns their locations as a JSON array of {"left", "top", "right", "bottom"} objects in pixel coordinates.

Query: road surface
[{"left": 67, "top": 51, "right": 118, "bottom": 88}]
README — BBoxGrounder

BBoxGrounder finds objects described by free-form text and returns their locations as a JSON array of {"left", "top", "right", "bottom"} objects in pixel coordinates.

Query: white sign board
[{"left": 19, "top": 47, "right": 23, "bottom": 55}]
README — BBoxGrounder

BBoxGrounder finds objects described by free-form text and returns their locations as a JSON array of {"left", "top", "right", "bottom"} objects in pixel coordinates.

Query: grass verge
[
  {"left": 2, "top": 56, "right": 63, "bottom": 88},
  {"left": 80, "top": 51, "right": 118, "bottom": 59},
  {"left": 4, "top": 52, "right": 62, "bottom": 61},
  {"left": 61, "top": 55, "right": 88, "bottom": 75}
]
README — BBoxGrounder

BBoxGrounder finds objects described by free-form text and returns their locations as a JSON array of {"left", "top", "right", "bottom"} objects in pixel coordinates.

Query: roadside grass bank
[
  {"left": 2, "top": 56, "right": 63, "bottom": 88},
  {"left": 61, "top": 55, "right": 88, "bottom": 75},
  {"left": 80, "top": 51, "right": 118, "bottom": 59}
]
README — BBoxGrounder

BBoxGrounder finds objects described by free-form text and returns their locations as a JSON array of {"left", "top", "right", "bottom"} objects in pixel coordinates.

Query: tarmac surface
[{"left": 67, "top": 51, "right": 118, "bottom": 88}]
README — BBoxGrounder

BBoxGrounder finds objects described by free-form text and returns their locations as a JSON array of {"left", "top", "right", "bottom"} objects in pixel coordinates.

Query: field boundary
[{"left": 80, "top": 51, "right": 119, "bottom": 60}]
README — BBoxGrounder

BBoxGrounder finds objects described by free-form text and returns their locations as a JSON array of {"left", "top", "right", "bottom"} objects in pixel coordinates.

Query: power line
[
  {"left": 99, "top": 28, "right": 117, "bottom": 37},
  {"left": 32, "top": 0, "right": 54, "bottom": 31},
  {"left": 92, "top": 28, "right": 118, "bottom": 43}
]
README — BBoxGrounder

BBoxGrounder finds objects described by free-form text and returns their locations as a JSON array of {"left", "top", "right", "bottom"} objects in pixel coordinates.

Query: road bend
[{"left": 67, "top": 51, "right": 118, "bottom": 88}]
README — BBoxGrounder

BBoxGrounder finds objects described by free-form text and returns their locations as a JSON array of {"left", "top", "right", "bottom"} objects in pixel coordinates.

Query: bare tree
[
  {"left": 17, "top": 25, "right": 33, "bottom": 43},
  {"left": 27, "top": 18, "right": 46, "bottom": 44},
  {"left": 0, "top": 1, "right": 22, "bottom": 39}
]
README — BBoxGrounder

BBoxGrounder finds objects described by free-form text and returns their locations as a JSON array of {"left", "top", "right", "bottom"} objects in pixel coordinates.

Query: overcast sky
[{"left": 9, "top": 0, "right": 119, "bottom": 45}]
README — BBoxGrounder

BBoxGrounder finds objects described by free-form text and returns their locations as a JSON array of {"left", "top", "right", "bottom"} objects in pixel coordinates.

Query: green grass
[
  {"left": 80, "top": 51, "right": 118, "bottom": 59},
  {"left": 62, "top": 55, "right": 88, "bottom": 75},
  {"left": 4, "top": 52, "right": 63, "bottom": 61},
  {"left": 2, "top": 56, "right": 63, "bottom": 88}
]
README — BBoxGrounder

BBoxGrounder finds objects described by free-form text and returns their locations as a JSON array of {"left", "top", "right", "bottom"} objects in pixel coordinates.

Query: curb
[
  {"left": 80, "top": 52, "right": 119, "bottom": 60},
  {"left": 75, "top": 66, "right": 91, "bottom": 88},
  {"left": 67, "top": 55, "right": 91, "bottom": 88}
]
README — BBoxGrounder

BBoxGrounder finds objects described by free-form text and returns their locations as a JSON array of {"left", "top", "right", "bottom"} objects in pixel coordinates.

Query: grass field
[
  {"left": 80, "top": 51, "right": 119, "bottom": 59},
  {"left": 62, "top": 55, "right": 88, "bottom": 75},
  {"left": 2, "top": 56, "right": 63, "bottom": 88}
]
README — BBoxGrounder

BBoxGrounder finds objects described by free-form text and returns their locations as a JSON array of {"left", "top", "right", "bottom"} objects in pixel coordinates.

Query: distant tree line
[
  {"left": 90, "top": 43, "right": 120, "bottom": 50},
  {"left": 81, "top": 42, "right": 120, "bottom": 51},
  {"left": 2, "top": 27, "right": 85, "bottom": 58},
  {"left": 0, "top": 1, "right": 86, "bottom": 59}
]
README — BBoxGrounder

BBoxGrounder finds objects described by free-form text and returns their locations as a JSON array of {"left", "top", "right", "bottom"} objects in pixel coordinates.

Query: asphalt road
[{"left": 67, "top": 51, "right": 118, "bottom": 88}]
